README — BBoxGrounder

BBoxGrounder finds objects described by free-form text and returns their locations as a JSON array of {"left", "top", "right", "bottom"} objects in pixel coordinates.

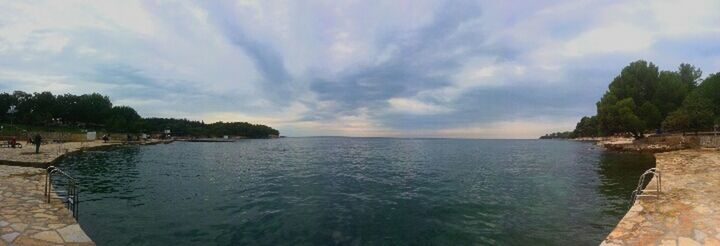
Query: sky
[{"left": 0, "top": 0, "right": 719, "bottom": 138}]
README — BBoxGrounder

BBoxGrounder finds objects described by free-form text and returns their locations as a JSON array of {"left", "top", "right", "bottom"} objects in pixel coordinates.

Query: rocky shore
[
  {"left": 577, "top": 134, "right": 712, "bottom": 153},
  {"left": 601, "top": 149, "right": 720, "bottom": 245}
]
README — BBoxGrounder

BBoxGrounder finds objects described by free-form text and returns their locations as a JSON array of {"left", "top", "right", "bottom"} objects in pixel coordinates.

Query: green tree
[
  {"left": 678, "top": 63, "right": 702, "bottom": 90},
  {"left": 575, "top": 61, "right": 710, "bottom": 136},
  {"left": 607, "top": 60, "right": 659, "bottom": 104},
  {"left": 615, "top": 98, "right": 644, "bottom": 138},
  {"left": 637, "top": 101, "right": 662, "bottom": 130},
  {"left": 105, "top": 106, "right": 142, "bottom": 133},
  {"left": 652, "top": 71, "right": 688, "bottom": 119},
  {"left": 682, "top": 92, "right": 714, "bottom": 133},
  {"left": 0, "top": 93, "right": 17, "bottom": 122},
  {"left": 71, "top": 93, "right": 113, "bottom": 125},
  {"left": 693, "top": 73, "right": 720, "bottom": 115},
  {"left": 0, "top": 90, "right": 280, "bottom": 138},
  {"left": 597, "top": 95, "right": 645, "bottom": 138},
  {"left": 662, "top": 110, "right": 689, "bottom": 132},
  {"left": 596, "top": 92, "right": 620, "bottom": 135},
  {"left": 573, "top": 116, "right": 599, "bottom": 137}
]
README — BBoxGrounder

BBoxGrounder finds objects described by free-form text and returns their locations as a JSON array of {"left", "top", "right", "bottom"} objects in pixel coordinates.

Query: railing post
[
  {"left": 43, "top": 166, "right": 80, "bottom": 220},
  {"left": 76, "top": 185, "right": 80, "bottom": 221}
]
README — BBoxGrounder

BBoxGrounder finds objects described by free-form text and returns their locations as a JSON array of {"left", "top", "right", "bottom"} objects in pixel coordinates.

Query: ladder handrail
[
  {"left": 629, "top": 168, "right": 661, "bottom": 208},
  {"left": 45, "top": 166, "right": 80, "bottom": 220}
]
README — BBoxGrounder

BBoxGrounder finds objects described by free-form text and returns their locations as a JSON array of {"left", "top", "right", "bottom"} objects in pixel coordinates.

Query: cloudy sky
[{"left": 0, "top": 0, "right": 719, "bottom": 138}]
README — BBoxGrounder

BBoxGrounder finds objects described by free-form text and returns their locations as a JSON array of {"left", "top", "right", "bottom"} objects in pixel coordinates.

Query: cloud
[
  {"left": 563, "top": 24, "right": 654, "bottom": 57},
  {"left": 0, "top": 0, "right": 719, "bottom": 138},
  {"left": 387, "top": 98, "right": 452, "bottom": 115}
]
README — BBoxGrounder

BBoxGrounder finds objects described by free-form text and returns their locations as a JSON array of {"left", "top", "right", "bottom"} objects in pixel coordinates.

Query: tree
[
  {"left": 615, "top": 98, "right": 644, "bottom": 138},
  {"left": 82, "top": 93, "right": 112, "bottom": 124},
  {"left": 573, "top": 116, "right": 599, "bottom": 137},
  {"left": 682, "top": 92, "right": 714, "bottom": 133},
  {"left": 596, "top": 92, "right": 620, "bottom": 135},
  {"left": 597, "top": 95, "right": 645, "bottom": 138},
  {"left": 106, "top": 106, "right": 142, "bottom": 133},
  {"left": 693, "top": 73, "right": 720, "bottom": 115},
  {"left": 0, "top": 93, "right": 17, "bottom": 122},
  {"left": 662, "top": 110, "right": 689, "bottom": 132},
  {"left": 607, "top": 60, "right": 659, "bottom": 105},
  {"left": 652, "top": 71, "right": 688, "bottom": 119},
  {"left": 0, "top": 90, "right": 280, "bottom": 138},
  {"left": 678, "top": 63, "right": 702, "bottom": 90},
  {"left": 637, "top": 101, "right": 661, "bottom": 130},
  {"left": 574, "top": 61, "right": 707, "bottom": 137}
]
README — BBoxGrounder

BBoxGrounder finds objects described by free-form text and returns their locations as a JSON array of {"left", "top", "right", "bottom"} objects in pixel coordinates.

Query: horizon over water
[
  {"left": 56, "top": 138, "right": 654, "bottom": 245},
  {"left": 285, "top": 136, "right": 543, "bottom": 140}
]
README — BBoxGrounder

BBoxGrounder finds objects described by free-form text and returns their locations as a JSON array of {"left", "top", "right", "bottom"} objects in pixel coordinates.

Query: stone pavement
[
  {"left": 0, "top": 165, "right": 94, "bottom": 246},
  {"left": 0, "top": 141, "right": 117, "bottom": 166},
  {"left": 602, "top": 149, "right": 720, "bottom": 246}
]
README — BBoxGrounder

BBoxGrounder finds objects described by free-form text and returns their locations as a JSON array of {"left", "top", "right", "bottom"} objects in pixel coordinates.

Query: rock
[
  {"left": 0, "top": 232, "right": 19, "bottom": 243},
  {"left": 31, "top": 230, "right": 64, "bottom": 243},
  {"left": 12, "top": 236, "right": 55, "bottom": 246},
  {"left": 659, "top": 239, "right": 676, "bottom": 246},
  {"left": 678, "top": 237, "right": 702, "bottom": 246},
  {"left": 33, "top": 213, "right": 58, "bottom": 220},
  {"left": 47, "top": 223, "right": 66, "bottom": 229},
  {"left": 57, "top": 224, "right": 92, "bottom": 243},
  {"left": 704, "top": 237, "right": 720, "bottom": 246},
  {"left": 695, "top": 229, "right": 707, "bottom": 241},
  {"left": 599, "top": 240, "right": 621, "bottom": 246},
  {"left": 9, "top": 223, "right": 27, "bottom": 232},
  {"left": 0, "top": 221, "right": 7, "bottom": 227}
]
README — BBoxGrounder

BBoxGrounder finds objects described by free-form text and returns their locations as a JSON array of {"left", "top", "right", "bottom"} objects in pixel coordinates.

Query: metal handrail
[
  {"left": 45, "top": 166, "right": 80, "bottom": 220},
  {"left": 629, "top": 168, "right": 661, "bottom": 207}
]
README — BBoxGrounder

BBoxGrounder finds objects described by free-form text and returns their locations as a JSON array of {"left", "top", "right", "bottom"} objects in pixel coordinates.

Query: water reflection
[
  {"left": 595, "top": 152, "right": 656, "bottom": 214},
  {"left": 61, "top": 146, "right": 142, "bottom": 196}
]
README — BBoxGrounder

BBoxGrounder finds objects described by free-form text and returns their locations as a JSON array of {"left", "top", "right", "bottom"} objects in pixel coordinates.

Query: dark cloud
[
  {"left": 200, "top": 2, "right": 293, "bottom": 105},
  {"left": 307, "top": 0, "right": 516, "bottom": 120},
  {"left": 377, "top": 81, "right": 601, "bottom": 130}
]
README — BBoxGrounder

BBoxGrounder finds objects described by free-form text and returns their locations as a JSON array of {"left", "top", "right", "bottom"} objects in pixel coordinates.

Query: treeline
[
  {"left": 142, "top": 118, "right": 279, "bottom": 138},
  {"left": 539, "top": 131, "right": 573, "bottom": 139},
  {"left": 571, "top": 60, "right": 720, "bottom": 139},
  {"left": 0, "top": 91, "right": 280, "bottom": 138}
]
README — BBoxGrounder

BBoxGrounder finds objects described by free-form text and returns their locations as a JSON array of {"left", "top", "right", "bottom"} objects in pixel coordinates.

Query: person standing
[{"left": 33, "top": 134, "right": 42, "bottom": 154}]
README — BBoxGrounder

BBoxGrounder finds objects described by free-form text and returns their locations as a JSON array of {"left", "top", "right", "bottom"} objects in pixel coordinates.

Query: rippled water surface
[{"left": 56, "top": 138, "right": 655, "bottom": 245}]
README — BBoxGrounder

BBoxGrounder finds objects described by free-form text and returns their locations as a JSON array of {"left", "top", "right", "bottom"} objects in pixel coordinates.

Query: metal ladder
[
  {"left": 45, "top": 166, "right": 80, "bottom": 220},
  {"left": 629, "top": 168, "right": 661, "bottom": 207}
]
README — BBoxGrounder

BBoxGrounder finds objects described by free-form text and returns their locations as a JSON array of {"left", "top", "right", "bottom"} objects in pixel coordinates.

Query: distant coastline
[{"left": 0, "top": 91, "right": 280, "bottom": 139}]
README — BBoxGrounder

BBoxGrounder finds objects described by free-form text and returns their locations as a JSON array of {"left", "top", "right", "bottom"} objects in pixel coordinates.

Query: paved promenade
[
  {"left": 602, "top": 149, "right": 720, "bottom": 245},
  {"left": 0, "top": 141, "right": 117, "bottom": 166},
  {"left": 0, "top": 165, "right": 94, "bottom": 245},
  {"left": 0, "top": 141, "right": 120, "bottom": 245}
]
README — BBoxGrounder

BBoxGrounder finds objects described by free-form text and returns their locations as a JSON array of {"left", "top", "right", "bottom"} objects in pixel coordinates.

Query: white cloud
[
  {"left": 0, "top": 70, "right": 75, "bottom": 93},
  {"left": 563, "top": 24, "right": 654, "bottom": 57},
  {"left": 33, "top": 33, "right": 70, "bottom": 53},
  {"left": 387, "top": 98, "right": 452, "bottom": 115}
]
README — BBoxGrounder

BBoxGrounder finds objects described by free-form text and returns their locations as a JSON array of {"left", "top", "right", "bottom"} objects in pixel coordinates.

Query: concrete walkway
[
  {"left": 0, "top": 141, "right": 117, "bottom": 166},
  {"left": 602, "top": 149, "right": 720, "bottom": 245},
  {"left": 0, "top": 165, "right": 94, "bottom": 245}
]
